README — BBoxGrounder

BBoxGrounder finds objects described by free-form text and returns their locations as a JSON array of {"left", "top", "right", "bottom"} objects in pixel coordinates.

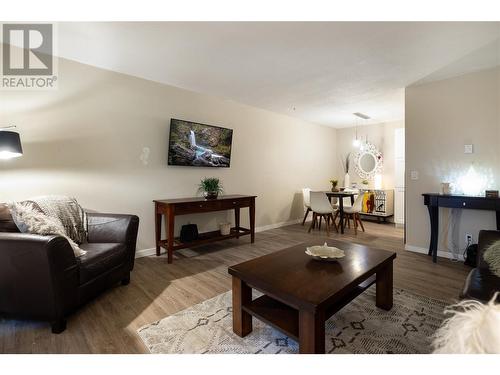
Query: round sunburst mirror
[{"left": 354, "top": 142, "right": 383, "bottom": 180}]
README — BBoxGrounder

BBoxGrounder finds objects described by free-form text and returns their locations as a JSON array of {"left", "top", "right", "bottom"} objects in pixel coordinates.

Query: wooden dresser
[{"left": 154, "top": 195, "right": 256, "bottom": 263}]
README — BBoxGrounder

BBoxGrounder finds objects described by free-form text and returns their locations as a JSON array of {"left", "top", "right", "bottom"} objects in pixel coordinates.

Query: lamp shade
[{"left": 0, "top": 131, "right": 23, "bottom": 159}]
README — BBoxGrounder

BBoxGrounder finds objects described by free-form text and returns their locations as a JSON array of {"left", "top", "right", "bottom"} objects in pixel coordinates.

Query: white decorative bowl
[{"left": 305, "top": 242, "right": 345, "bottom": 262}]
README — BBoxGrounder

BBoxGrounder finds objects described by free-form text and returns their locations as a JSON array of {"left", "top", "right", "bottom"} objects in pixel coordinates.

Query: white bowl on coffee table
[{"left": 305, "top": 242, "right": 345, "bottom": 262}]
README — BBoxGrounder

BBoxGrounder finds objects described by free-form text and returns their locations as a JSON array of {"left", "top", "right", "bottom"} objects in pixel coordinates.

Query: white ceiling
[
  {"left": 411, "top": 38, "right": 500, "bottom": 86},
  {"left": 57, "top": 22, "right": 500, "bottom": 128}
]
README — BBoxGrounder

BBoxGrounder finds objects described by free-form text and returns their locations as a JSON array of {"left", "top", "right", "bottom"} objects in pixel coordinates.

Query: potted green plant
[
  {"left": 198, "top": 177, "right": 224, "bottom": 200},
  {"left": 329, "top": 179, "right": 339, "bottom": 192}
]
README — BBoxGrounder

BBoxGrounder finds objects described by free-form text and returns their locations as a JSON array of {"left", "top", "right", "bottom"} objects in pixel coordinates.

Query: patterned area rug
[{"left": 137, "top": 286, "right": 447, "bottom": 354}]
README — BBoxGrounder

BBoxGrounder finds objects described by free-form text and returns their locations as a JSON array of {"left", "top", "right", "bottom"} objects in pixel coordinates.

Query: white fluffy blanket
[
  {"left": 8, "top": 201, "right": 86, "bottom": 257},
  {"left": 433, "top": 293, "right": 500, "bottom": 353}
]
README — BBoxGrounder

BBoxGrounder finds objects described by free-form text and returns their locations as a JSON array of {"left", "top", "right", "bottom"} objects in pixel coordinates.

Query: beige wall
[
  {"left": 0, "top": 57, "right": 338, "bottom": 251},
  {"left": 406, "top": 66, "right": 500, "bottom": 255},
  {"left": 336, "top": 121, "right": 404, "bottom": 189}
]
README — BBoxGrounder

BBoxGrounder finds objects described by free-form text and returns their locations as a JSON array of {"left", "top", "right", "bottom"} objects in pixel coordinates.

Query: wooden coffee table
[{"left": 228, "top": 240, "right": 396, "bottom": 354}]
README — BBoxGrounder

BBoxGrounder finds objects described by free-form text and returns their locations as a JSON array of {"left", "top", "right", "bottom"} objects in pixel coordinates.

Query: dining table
[{"left": 324, "top": 191, "right": 356, "bottom": 234}]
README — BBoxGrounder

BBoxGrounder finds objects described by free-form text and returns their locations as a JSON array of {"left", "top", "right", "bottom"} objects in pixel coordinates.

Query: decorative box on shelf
[{"left": 358, "top": 189, "right": 394, "bottom": 222}]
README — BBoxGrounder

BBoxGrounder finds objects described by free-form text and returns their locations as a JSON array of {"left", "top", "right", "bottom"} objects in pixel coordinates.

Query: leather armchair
[
  {"left": 461, "top": 230, "right": 500, "bottom": 303},
  {"left": 0, "top": 212, "right": 139, "bottom": 333}
]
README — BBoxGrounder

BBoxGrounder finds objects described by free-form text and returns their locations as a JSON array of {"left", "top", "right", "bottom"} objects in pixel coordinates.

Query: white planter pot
[{"left": 219, "top": 222, "right": 231, "bottom": 236}]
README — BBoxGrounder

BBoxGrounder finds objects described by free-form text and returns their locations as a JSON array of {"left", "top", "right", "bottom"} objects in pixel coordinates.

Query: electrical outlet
[
  {"left": 410, "top": 171, "right": 419, "bottom": 180},
  {"left": 465, "top": 233, "right": 473, "bottom": 245}
]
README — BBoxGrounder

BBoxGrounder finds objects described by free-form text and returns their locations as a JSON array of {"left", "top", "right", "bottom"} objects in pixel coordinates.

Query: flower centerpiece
[{"left": 329, "top": 179, "right": 339, "bottom": 192}]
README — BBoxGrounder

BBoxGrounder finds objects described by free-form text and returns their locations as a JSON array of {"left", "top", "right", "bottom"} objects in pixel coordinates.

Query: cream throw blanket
[{"left": 9, "top": 196, "right": 87, "bottom": 257}]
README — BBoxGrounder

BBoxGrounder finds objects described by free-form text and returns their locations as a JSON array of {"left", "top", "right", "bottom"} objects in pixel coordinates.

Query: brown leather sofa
[
  {"left": 0, "top": 207, "right": 139, "bottom": 333},
  {"left": 461, "top": 230, "right": 500, "bottom": 303}
]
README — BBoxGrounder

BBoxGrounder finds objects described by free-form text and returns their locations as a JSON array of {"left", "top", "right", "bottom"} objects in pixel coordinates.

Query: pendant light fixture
[
  {"left": 352, "top": 116, "right": 361, "bottom": 148},
  {"left": 353, "top": 112, "right": 370, "bottom": 149}
]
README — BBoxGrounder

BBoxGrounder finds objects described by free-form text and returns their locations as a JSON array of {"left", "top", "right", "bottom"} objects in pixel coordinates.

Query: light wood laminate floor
[{"left": 0, "top": 221, "right": 470, "bottom": 353}]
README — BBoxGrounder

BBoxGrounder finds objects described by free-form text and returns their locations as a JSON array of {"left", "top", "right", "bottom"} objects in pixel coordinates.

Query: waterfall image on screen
[{"left": 168, "top": 119, "right": 233, "bottom": 167}]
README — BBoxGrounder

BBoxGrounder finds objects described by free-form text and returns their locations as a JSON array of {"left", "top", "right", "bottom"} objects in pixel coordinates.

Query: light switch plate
[
  {"left": 410, "top": 171, "right": 419, "bottom": 180},
  {"left": 464, "top": 144, "right": 473, "bottom": 154}
]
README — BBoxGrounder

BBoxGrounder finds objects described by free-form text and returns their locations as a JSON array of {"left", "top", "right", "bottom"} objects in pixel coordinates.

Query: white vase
[{"left": 344, "top": 173, "right": 350, "bottom": 188}]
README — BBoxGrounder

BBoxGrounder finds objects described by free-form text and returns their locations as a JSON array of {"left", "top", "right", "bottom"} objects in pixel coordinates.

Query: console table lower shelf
[
  {"left": 154, "top": 195, "right": 256, "bottom": 264},
  {"left": 158, "top": 227, "right": 252, "bottom": 252}
]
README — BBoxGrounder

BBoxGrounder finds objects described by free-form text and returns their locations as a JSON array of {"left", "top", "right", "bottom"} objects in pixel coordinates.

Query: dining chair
[
  {"left": 301, "top": 188, "right": 312, "bottom": 225},
  {"left": 308, "top": 191, "right": 338, "bottom": 236},
  {"left": 341, "top": 193, "right": 365, "bottom": 234}
]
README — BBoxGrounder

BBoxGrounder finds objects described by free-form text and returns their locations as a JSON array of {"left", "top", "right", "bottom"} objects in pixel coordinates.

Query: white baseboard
[
  {"left": 134, "top": 218, "right": 304, "bottom": 259},
  {"left": 135, "top": 247, "right": 160, "bottom": 258},
  {"left": 255, "top": 218, "right": 303, "bottom": 233},
  {"left": 404, "top": 244, "right": 458, "bottom": 260}
]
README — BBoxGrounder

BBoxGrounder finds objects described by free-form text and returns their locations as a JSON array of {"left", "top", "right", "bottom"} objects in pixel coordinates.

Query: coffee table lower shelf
[{"left": 242, "top": 275, "right": 376, "bottom": 341}]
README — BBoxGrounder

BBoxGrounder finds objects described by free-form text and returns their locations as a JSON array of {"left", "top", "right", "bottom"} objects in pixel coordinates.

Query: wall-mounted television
[{"left": 168, "top": 118, "right": 233, "bottom": 167}]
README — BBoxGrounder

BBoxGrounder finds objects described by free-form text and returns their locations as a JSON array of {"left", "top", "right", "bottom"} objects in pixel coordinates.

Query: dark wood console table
[
  {"left": 423, "top": 193, "right": 500, "bottom": 263},
  {"left": 154, "top": 195, "right": 256, "bottom": 263}
]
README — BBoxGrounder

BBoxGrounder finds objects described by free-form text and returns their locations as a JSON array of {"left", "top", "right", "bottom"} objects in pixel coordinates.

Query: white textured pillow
[
  {"left": 484, "top": 240, "right": 500, "bottom": 277},
  {"left": 9, "top": 201, "right": 86, "bottom": 257}
]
